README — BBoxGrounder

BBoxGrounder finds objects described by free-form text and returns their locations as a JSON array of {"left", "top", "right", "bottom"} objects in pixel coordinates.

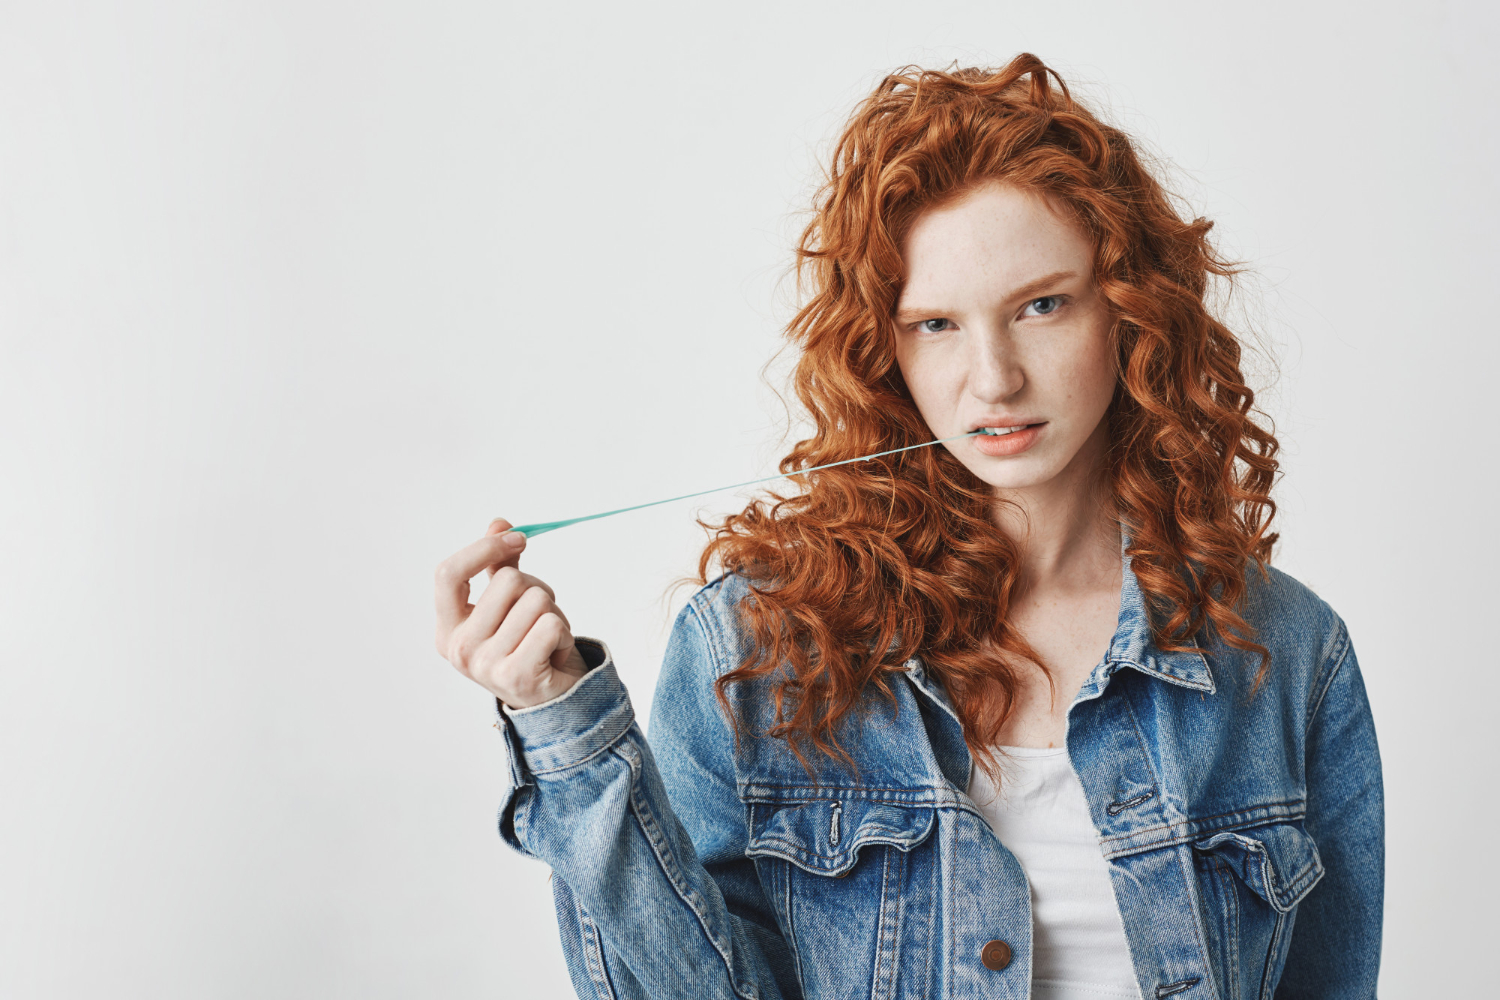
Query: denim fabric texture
[{"left": 495, "top": 555, "right": 1383, "bottom": 999}]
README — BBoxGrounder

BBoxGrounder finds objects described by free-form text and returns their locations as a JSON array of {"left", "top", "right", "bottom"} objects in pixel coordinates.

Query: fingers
[
  {"left": 516, "top": 611, "right": 572, "bottom": 664},
  {"left": 442, "top": 579, "right": 560, "bottom": 685},
  {"left": 473, "top": 601, "right": 575, "bottom": 708},
  {"left": 483, "top": 519, "right": 513, "bottom": 579},
  {"left": 434, "top": 529, "right": 526, "bottom": 638},
  {"left": 435, "top": 519, "right": 583, "bottom": 708},
  {"left": 483, "top": 584, "right": 554, "bottom": 661},
  {"left": 480, "top": 521, "right": 557, "bottom": 600},
  {"left": 463, "top": 565, "right": 530, "bottom": 643},
  {"left": 501, "top": 612, "right": 575, "bottom": 701}
]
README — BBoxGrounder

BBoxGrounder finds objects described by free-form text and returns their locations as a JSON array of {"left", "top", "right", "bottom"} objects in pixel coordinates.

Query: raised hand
[{"left": 434, "top": 519, "right": 588, "bottom": 709}]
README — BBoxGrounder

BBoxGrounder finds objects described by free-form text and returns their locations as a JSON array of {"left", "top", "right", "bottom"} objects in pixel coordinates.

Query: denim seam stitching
[
  {"left": 1267, "top": 852, "right": 1324, "bottom": 911},
  {"left": 900, "top": 665, "right": 965, "bottom": 728},
  {"left": 616, "top": 741, "right": 760, "bottom": 1000},
  {"left": 1257, "top": 910, "right": 1288, "bottom": 1000},
  {"left": 753, "top": 820, "right": 923, "bottom": 847},
  {"left": 1168, "top": 834, "right": 1217, "bottom": 1000},
  {"left": 514, "top": 688, "right": 630, "bottom": 751},
  {"left": 1305, "top": 621, "right": 1351, "bottom": 728},
  {"left": 1113, "top": 654, "right": 1215, "bottom": 694},
  {"left": 497, "top": 717, "right": 530, "bottom": 790},
  {"left": 1194, "top": 829, "right": 1324, "bottom": 912},
  {"left": 778, "top": 857, "right": 804, "bottom": 991},
  {"left": 1099, "top": 799, "right": 1307, "bottom": 856},
  {"left": 511, "top": 785, "right": 535, "bottom": 856},
  {"left": 871, "top": 845, "right": 905, "bottom": 1000},
  {"left": 526, "top": 714, "right": 634, "bottom": 776},
  {"left": 578, "top": 907, "right": 620, "bottom": 1000},
  {"left": 917, "top": 841, "right": 937, "bottom": 994},
  {"left": 687, "top": 594, "right": 733, "bottom": 684},
  {"left": 745, "top": 828, "right": 932, "bottom": 871},
  {"left": 738, "top": 782, "right": 964, "bottom": 798},
  {"left": 1214, "top": 857, "right": 1241, "bottom": 998}
]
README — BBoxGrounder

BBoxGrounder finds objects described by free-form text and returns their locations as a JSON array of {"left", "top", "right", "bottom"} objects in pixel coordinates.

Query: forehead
[{"left": 898, "top": 182, "right": 1092, "bottom": 304}]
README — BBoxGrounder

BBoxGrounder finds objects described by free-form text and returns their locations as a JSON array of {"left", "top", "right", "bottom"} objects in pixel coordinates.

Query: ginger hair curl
[{"left": 697, "top": 54, "right": 1278, "bottom": 777}]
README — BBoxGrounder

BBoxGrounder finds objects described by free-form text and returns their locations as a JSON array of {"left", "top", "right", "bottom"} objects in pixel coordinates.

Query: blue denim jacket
[{"left": 495, "top": 557, "right": 1383, "bottom": 999}]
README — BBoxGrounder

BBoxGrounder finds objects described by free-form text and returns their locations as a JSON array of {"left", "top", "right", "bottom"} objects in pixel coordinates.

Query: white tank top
[{"left": 967, "top": 746, "right": 1143, "bottom": 1000}]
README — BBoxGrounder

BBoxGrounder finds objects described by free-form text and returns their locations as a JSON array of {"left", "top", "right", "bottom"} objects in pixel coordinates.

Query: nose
[{"left": 967, "top": 327, "right": 1024, "bottom": 403}]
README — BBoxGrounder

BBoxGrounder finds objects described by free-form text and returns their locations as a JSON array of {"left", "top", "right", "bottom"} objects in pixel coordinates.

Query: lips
[
  {"left": 972, "top": 419, "right": 1045, "bottom": 434},
  {"left": 971, "top": 420, "right": 1046, "bottom": 457}
]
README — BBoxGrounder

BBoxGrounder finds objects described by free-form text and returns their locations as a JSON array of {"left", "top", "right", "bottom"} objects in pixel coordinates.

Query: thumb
[
  {"left": 484, "top": 518, "right": 526, "bottom": 577},
  {"left": 550, "top": 635, "right": 587, "bottom": 676}
]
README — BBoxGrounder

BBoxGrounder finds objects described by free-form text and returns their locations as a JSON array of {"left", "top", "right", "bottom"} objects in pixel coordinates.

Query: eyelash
[
  {"left": 1022, "top": 295, "right": 1065, "bottom": 317},
  {"left": 911, "top": 296, "right": 1067, "bottom": 334}
]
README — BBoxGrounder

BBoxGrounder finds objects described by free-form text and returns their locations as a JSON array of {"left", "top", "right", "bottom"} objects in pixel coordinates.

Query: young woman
[{"left": 434, "top": 54, "right": 1383, "bottom": 1000}]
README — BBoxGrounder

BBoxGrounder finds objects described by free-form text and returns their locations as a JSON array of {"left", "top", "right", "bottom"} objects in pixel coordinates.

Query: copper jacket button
[{"left": 980, "top": 939, "right": 1012, "bottom": 971}]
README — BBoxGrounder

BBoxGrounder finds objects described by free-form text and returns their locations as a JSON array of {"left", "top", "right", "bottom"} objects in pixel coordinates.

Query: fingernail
[{"left": 503, "top": 531, "right": 526, "bottom": 547}]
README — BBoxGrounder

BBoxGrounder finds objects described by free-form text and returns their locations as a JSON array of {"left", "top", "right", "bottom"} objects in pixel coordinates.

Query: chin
[{"left": 961, "top": 457, "right": 1064, "bottom": 492}]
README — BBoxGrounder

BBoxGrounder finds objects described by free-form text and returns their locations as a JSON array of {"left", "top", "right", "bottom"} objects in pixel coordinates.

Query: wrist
[
  {"left": 499, "top": 638, "right": 608, "bottom": 713},
  {"left": 495, "top": 640, "right": 635, "bottom": 776}
]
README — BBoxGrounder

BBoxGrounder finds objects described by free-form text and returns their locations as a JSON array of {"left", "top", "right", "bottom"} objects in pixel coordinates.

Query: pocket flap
[
  {"left": 745, "top": 798, "right": 935, "bottom": 877},
  {"left": 1194, "top": 822, "right": 1324, "bottom": 913}
]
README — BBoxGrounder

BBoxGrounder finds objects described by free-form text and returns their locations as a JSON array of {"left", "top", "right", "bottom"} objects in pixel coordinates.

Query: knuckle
[
  {"left": 493, "top": 565, "right": 523, "bottom": 590},
  {"left": 447, "top": 632, "right": 478, "bottom": 666}
]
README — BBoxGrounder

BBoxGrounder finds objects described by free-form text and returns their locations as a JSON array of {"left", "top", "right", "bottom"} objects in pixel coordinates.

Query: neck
[{"left": 990, "top": 421, "right": 1119, "bottom": 592}]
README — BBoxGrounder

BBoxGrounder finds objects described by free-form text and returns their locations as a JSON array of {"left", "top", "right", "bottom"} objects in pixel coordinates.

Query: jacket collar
[
  {"left": 904, "top": 544, "right": 1216, "bottom": 712},
  {"left": 1092, "top": 547, "right": 1215, "bottom": 695},
  {"left": 901, "top": 656, "right": 961, "bottom": 722}
]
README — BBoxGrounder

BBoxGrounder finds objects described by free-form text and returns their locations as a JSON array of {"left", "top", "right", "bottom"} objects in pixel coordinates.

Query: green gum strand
[{"left": 508, "top": 429, "right": 985, "bottom": 539}]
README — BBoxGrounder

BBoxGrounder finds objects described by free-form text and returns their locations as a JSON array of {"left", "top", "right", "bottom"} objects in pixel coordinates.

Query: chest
[
  {"left": 732, "top": 668, "right": 1322, "bottom": 1000},
  {"left": 994, "top": 584, "right": 1122, "bottom": 746}
]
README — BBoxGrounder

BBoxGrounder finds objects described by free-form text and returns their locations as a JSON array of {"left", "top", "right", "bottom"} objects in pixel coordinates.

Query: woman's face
[{"left": 893, "top": 181, "right": 1116, "bottom": 494}]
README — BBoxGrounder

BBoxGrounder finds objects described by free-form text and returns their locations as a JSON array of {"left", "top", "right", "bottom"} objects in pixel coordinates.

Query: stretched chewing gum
[{"left": 509, "top": 429, "right": 994, "bottom": 538}]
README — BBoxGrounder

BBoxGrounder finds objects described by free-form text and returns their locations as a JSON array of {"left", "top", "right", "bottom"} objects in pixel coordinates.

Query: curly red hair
[{"left": 698, "top": 54, "right": 1278, "bottom": 776}]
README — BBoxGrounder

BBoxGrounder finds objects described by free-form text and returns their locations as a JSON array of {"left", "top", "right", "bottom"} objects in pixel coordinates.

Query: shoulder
[
  {"left": 685, "top": 569, "right": 756, "bottom": 623},
  {"left": 658, "top": 571, "right": 794, "bottom": 732},
  {"left": 649, "top": 573, "right": 779, "bottom": 771},
  {"left": 672, "top": 571, "right": 761, "bottom": 678},
  {"left": 1237, "top": 562, "right": 1349, "bottom": 662},
  {"left": 651, "top": 572, "right": 765, "bottom": 713},
  {"left": 1204, "top": 561, "right": 1354, "bottom": 712}
]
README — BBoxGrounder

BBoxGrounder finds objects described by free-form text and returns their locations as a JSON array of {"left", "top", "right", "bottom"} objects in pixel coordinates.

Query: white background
[{"left": 2, "top": 1, "right": 1495, "bottom": 996}]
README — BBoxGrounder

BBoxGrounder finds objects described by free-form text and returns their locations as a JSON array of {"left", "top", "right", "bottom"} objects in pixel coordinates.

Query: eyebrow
[{"left": 894, "top": 269, "right": 1081, "bottom": 323}]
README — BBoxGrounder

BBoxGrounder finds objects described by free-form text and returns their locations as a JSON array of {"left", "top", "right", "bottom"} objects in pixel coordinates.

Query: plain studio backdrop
[{"left": 2, "top": 1, "right": 1495, "bottom": 996}]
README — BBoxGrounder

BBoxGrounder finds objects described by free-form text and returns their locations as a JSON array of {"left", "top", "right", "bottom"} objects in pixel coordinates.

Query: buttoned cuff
[{"left": 492, "top": 637, "right": 634, "bottom": 776}]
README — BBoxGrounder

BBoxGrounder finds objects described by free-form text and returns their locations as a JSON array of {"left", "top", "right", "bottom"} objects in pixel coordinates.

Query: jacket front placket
[
  {"left": 900, "top": 659, "right": 1036, "bottom": 1000},
  {"left": 1065, "top": 629, "right": 1223, "bottom": 1000}
]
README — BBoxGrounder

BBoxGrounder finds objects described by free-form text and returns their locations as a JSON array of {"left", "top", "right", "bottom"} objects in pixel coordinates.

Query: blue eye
[
  {"left": 919, "top": 318, "right": 953, "bottom": 333},
  {"left": 1024, "top": 296, "right": 1063, "bottom": 317}
]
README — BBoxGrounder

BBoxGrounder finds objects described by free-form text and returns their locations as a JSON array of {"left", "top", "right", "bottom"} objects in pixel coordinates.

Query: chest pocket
[
  {"left": 744, "top": 797, "right": 936, "bottom": 997},
  {"left": 1194, "top": 821, "right": 1324, "bottom": 912},
  {"left": 744, "top": 797, "right": 936, "bottom": 876}
]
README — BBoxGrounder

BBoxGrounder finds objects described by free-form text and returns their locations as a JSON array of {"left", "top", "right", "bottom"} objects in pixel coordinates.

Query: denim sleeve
[
  {"left": 1277, "top": 624, "right": 1384, "bottom": 998},
  {"left": 495, "top": 609, "right": 796, "bottom": 1000}
]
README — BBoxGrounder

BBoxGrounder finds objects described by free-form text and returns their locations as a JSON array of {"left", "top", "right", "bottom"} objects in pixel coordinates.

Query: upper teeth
[{"left": 980, "top": 425, "right": 1028, "bottom": 436}]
